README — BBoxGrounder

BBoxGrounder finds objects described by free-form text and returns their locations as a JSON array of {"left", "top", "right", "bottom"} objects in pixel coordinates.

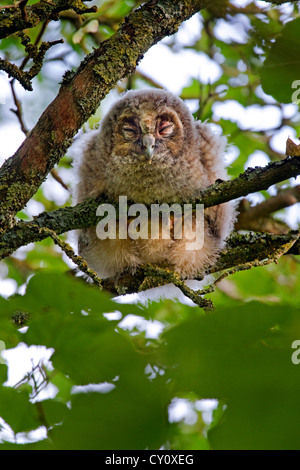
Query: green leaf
[
  {"left": 260, "top": 18, "right": 300, "bottom": 104},
  {"left": 105, "top": 0, "right": 135, "bottom": 19},
  {"left": 181, "top": 79, "right": 201, "bottom": 100},
  {"left": 4, "top": 272, "right": 142, "bottom": 318},
  {"left": 51, "top": 379, "right": 167, "bottom": 450},
  {"left": 26, "top": 311, "right": 145, "bottom": 385},
  {"left": 49, "top": 371, "right": 73, "bottom": 404},
  {"left": 162, "top": 302, "right": 300, "bottom": 449},
  {"left": 0, "top": 300, "right": 21, "bottom": 349},
  {"left": 0, "top": 387, "right": 39, "bottom": 433},
  {"left": 4, "top": 273, "right": 147, "bottom": 384},
  {"left": 0, "top": 364, "right": 8, "bottom": 386},
  {"left": 41, "top": 399, "right": 68, "bottom": 427}
]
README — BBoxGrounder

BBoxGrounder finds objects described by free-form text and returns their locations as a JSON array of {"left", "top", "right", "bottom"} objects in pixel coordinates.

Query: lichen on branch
[
  {"left": 0, "top": 0, "right": 97, "bottom": 39},
  {"left": 0, "top": 32, "right": 63, "bottom": 91}
]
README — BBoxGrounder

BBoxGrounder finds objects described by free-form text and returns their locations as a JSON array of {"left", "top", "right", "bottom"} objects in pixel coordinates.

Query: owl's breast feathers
[{"left": 104, "top": 147, "right": 206, "bottom": 204}]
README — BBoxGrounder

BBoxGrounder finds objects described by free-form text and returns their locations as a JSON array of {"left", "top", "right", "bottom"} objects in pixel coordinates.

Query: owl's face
[
  {"left": 113, "top": 104, "right": 185, "bottom": 164},
  {"left": 99, "top": 90, "right": 199, "bottom": 202}
]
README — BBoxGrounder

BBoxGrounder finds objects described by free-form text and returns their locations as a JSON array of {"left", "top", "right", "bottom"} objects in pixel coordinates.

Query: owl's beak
[{"left": 142, "top": 134, "right": 155, "bottom": 163}]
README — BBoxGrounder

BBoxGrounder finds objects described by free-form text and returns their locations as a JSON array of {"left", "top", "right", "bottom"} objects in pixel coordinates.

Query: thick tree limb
[
  {"left": 211, "top": 231, "right": 300, "bottom": 274},
  {"left": 195, "top": 155, "right": 300, "bottom": 208},
  {"left": 100, "top": 232, "right": 300, "bottom": 295},
  {"left": 1, "top": 155, "right": 300, "bottom": 261},
  {"left": 0, "top": 196, "right": 102, "bottom": 260},
  {"left": 0, "top": 0, "right": 208, "bottom": 230}
]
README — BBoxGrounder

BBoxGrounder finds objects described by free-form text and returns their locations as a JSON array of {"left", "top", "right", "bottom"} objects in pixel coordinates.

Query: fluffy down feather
[{"left": 75, "top": 89, "right": 235, "bottom": 279}]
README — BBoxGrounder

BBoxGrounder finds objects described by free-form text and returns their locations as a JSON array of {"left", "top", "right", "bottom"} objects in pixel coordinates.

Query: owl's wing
[
  {"left": 74, "top": 130, "right": 110, "bottom": 268},
  {"left": 195, "top": 121, "right": 227, "bottom": 185},
  {"left": 75, "top": 131, "right": 108, "bottom": 204},
  {"left": 195, "top": 121, "right": 236, "bottom": 242}
]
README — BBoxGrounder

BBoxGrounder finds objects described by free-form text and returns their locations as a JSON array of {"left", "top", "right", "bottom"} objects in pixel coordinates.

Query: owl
[{"left": 75, "top": 89, "right": 235, "bottom": 280}]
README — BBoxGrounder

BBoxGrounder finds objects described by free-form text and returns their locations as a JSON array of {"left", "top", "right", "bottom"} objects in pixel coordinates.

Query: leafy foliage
[
  {"left": 260, "top": 17, "right": 300, "bottom": 103},
  {"left": 0, "top": 272, "right": 300, "bottom": 449},
  {"left": 0, "top": 0, "right": 300, "bottom": 450}
]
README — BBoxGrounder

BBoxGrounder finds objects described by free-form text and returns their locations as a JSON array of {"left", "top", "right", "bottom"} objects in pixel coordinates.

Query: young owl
[{"left": 75, "top": 89, "right": 235, "bottom": 279}]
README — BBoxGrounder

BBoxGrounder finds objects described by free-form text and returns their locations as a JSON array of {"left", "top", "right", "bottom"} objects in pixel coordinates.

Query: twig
[
  {"left": 9, "top": 21, "right": 50, "bottom": 128},
  {"left": 240, "top": 186, "right": 300, "bottom": 219},
  {"left": 195, "top": 154, "right": 300, "bottom": 209},
  {"left": 0, "top": 58, "right": 33, "bottom": 90},
  {"left": 141, "top": 264, "right": 214, "bottom": 311},
  {"left": 0, "top": 0, "right": 98, "bottom": 39},
  {"left": 36, "top": 226, "right": 103, "bottom": 288},
  {"left": 8, "top": 22, "right": 69, "bottom": 192},
  {"left": 0, "top": 34, "right": 64, "bottom": 90},
  {"left": 9, "top": 80, "right": 29, "bottom": 135},
  {"left": 17, "top": 20, "right": 50, "bottom": 73},
  {"left": 0, "top": 5, "right": 18, "bottom": 10},
  {"left": 50, "top": 168, "right": 69, "bottom": 191},
  {"left": 214, "top": 231, "right": 300, "bottom": 285},
  {"left": 19, "top": 0, "right": 28, "bottom": 20}
]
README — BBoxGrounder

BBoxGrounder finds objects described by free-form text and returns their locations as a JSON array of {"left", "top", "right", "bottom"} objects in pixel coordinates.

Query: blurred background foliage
[{"left": 0, "top": 0, "right": 300, "bottom": 450}]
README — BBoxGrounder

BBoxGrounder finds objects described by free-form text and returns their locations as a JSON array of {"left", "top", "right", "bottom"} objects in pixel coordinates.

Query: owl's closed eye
[{"left": 120, "top": 115, "right": 175, "bottom": 160}]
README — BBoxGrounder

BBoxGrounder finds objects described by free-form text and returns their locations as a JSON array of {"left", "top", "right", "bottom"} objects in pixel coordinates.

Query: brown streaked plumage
[{"left": 74, "top": 89, "right": 235, "bottom": 279}]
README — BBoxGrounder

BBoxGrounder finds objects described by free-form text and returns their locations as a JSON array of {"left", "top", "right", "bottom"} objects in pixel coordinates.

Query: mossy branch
[
  {"left": 0, "top": 155, "right": 299, "bottom": 276},
  {"left": 98, "top": 231, "right": 300, "bottom": 297},
  {"left": 0, "top": 0, "right": 97, "bottom": 39},
  {"left": 195, "top": 155, "right": 300, "bottom": 208},
  {"left": 0, "top": 33, "right": 63, "bottom": 90},
  {"left": 36, "top": 226, "right": 103, "bottom": 288}
]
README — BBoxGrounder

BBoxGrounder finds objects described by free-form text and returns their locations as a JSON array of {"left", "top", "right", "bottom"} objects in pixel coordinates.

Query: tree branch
[
  {"left": 1, "top": 154, "right": 300, "bottom": 261},
  {"left": 0, "top": 0, "right": 97, "bottom": 39},
  {"left": 195, "top": 155, "right": 300, "bottom": 208},
  {"left": 0, "top": 33, "right": 64, "bottom": 91},
  {"left": 268, "top": 0, "right": 299, "bottom": 4},
  {"left": 100, "top": 232, "right": 300, "bottom": 295},
  {"left": 236, "top": 186, "right": 300, "bottom": 234},
  {"left": 241, "top": 186, "right": 300, "bottom": 219},
  {"left": 0, "top": 0, "right": 209, "bottom": 231}
]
